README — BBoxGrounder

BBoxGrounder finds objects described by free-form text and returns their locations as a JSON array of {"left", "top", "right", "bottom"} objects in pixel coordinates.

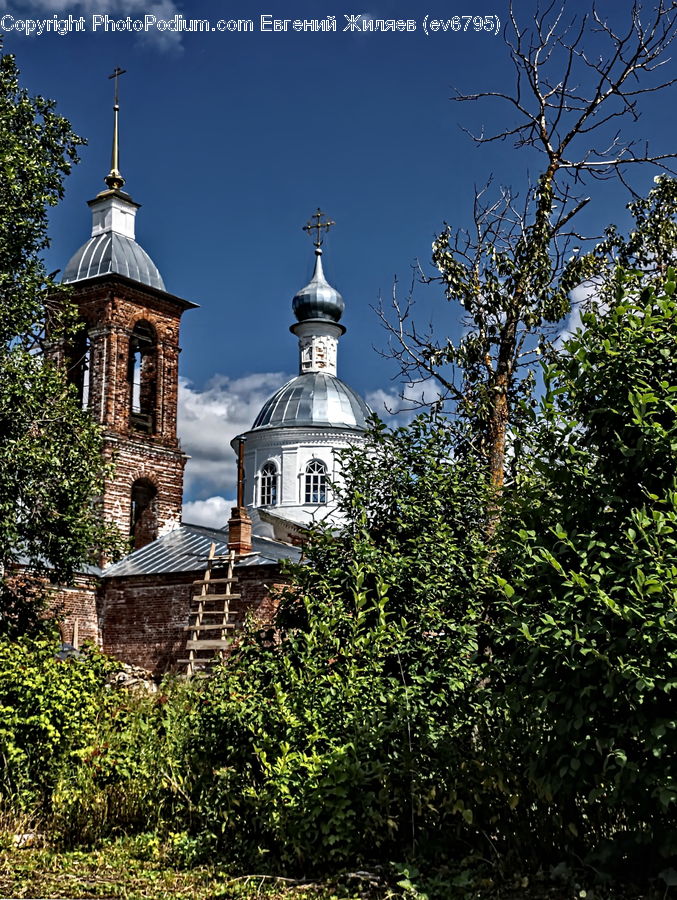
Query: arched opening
[
  {"left": 130, "top": 477, "right": 158, "bottom": 549},
  {"left": 67, "top": 329, "right": 91, "bottom": 410},
  {"left": 304, "top": 459, "right": 328, "bottom": 504},
  {"left": 260, "top": 461, "right": 278, "bottom": 506},
  {"left": 127, "top": 321, "right": 157, "bottom": 433}
]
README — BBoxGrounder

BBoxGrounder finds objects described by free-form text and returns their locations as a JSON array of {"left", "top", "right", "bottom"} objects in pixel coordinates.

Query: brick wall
[
  {"left": 100, "top": 563, "right": 288, "bottom": 674},
  {"left": 100, "top": 438, "right": 186, "bottom": 552},
  {"left": 46, "top": 575, "right": 101, "bottom": 647},
  {"left": 69, "top": 277, "right": 190, "bottom": 552},
  {"left": 230, "top": 567, "right": 287, "bottom": 628},
  {"left": 100, "top": 572, "right": 193, "bottom": 672}
]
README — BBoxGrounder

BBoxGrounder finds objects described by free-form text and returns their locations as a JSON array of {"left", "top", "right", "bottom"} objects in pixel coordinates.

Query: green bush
[
  {"left": 0, "top": 634, "right": 190, "bottom": 847},
  {"left": 50, "top": 678, "right": 194, "bottom": 846},
  {"left": 0, "top": 634, "right": 115, "bottom": 810},
  {"left": 176, "top": 419, "right": 511, "bottom": 871},
  {"left": 493, "top": 272, "right": 677, "bottom": 874}
]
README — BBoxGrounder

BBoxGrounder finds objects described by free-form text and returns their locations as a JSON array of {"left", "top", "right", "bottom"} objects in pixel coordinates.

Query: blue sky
[{"left": 3, "top": 0, "right": 676, "bottom": 524}]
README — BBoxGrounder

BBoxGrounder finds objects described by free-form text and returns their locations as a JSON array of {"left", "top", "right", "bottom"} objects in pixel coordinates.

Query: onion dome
[
  {"left": 252, "top": 372, "right": 370, "bottom": 431},
  {"left": 292, "top": 249, "right": 345, "bottom": 323}
]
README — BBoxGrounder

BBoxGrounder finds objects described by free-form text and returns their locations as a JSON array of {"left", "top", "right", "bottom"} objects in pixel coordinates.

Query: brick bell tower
[{"left": 62, "top": 69, "right": 197, "bottom": 552}]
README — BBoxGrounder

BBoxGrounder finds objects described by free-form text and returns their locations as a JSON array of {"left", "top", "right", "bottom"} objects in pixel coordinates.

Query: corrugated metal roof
[
  {"left": 237, "top": 534, "right": 303, "bottom": 566},
  {"left": 102, "top": 523, "right": 300, "bottom": 579},
  {"left": 252, "top": 372, "right": 371, "bottom": 431},
  {"left": 63, "top": 232, "right": 165, "bottom": 291}
]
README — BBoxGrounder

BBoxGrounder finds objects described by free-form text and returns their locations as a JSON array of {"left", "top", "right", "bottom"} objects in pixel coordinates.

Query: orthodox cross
[
  {"left": 108, "top": 66, "right": 126, "bottom": 109},
  {"left": 303, "top": 208, "right": 335, "bottom": 248}
]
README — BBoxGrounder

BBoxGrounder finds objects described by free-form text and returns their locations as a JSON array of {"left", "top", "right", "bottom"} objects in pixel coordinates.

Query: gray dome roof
[
  {"left": 292, "top": 250, "right": 344, "bottom": 323},
  {"left": 62, "top": 232, "right": 165, "bottom": 291},
  {"left": 252, "top": 373, "right": 370, "bottom": 431}
]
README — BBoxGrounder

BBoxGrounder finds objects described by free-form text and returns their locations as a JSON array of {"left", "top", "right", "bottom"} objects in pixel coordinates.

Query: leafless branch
[{"left": 380, "top": 2, "right": 677, "bottom": 490}]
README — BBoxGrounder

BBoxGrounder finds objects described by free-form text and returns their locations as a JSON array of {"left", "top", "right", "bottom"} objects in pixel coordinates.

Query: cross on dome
[{"left": 302, "top": 208, "right": 335, "bottom": 248}]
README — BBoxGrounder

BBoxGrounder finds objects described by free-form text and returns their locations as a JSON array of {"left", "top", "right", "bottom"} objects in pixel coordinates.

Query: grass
[
  {"left": 0, "top": 835, "right": 672, "bottom": 900},
  {"left": 0, "top": 838, "right": 356, "bottom": 900}
]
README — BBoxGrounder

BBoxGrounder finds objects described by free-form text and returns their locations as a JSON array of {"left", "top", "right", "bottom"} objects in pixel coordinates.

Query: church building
[
  {"left": 53, "top": 78, "right": 370, "bottom": 673},
  {"left": 234, "top": 212, "right": 371, "bottom": 545}
]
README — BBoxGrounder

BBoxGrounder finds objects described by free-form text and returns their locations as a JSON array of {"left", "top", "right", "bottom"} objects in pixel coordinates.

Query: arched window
[
  {"left": 304, "top": 459, "right": 328, "bottom": 504},
  {"left": 260, "top": 462, "right": 278, "bottom": 506},
  {"left": 130, "top": 477, "right": 158, "bottom": 549},
  {"left": 67, "top": 330, "right": 91, "bottom": 410},
  {"left": 128, "top": 321, "right": 157, "bottom": 433}
]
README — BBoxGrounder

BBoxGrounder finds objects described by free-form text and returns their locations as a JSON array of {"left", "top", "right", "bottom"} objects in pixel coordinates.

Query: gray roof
[
  {"left": 102, "top": 522, "right": 300, "bottom": 578},
  {"left": 62, "top": 232, "right": 165, "bottom": 291},
  {"left": 251, "top": 372, "right": 371, "bottom": 431}
]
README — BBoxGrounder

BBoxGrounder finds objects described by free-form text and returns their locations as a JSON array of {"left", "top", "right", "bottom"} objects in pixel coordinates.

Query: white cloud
[
  {"left": 366, "top": 378, "right": 445, "bottom": 425},
  {"left": 3, "top": 0, "right": 185, "bottom": 51},
  {"left": 178, "top": 372, "right": 445, "bottom": 524},
  {"left": 178, "top": 371, "right": 291, "bottom": 503},
  {"left": 555, "top": 279, "right": 605, "bottom": 348},
  {"left": 182, "top": 495, "right": 234, "bottom": 528}
]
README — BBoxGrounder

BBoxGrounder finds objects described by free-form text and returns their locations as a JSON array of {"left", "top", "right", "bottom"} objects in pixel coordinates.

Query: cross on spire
[
  {"left": 105, "top": 67, "right": 127, "bottom": 191},
  {"left": 303, "top": 208, "right": 335, "bottom": 248},
  {"left": 109, "top": 66, "right": 126, "bottom": 108}
]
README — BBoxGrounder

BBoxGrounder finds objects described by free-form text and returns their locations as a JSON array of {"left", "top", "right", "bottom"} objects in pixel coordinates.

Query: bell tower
[{"left": 63, "top": 70, "right": 197, "bottom": 552}]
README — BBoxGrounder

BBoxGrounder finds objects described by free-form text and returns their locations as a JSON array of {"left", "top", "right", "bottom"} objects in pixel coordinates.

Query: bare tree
[{"left": 380, "top": 1, "right": 677, "bottom": 494}]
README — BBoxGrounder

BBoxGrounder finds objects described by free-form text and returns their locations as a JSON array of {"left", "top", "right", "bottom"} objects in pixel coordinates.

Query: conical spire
[{"left": 104, "top": 66, "right": 126, "bottom": 191}]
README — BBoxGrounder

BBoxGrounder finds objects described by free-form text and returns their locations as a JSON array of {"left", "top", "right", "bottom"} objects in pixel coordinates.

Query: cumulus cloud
[
  {"left": 182, "top": 495, "right": 234, "bottom": 529},
  {"left": 2, "top": 0, "right": 186, "bottom": 51},
  {"left": 366, "top": 378, "right": 445, "bottom": 425},
  {"left": 178, "top": 371, "right": 291, "bottom": 504},
  {"left": 178, "top": 372, "right": 445, "bottom": 525},
  {"left": 555, "top": 279, "right": 604, "bottom": 348}
]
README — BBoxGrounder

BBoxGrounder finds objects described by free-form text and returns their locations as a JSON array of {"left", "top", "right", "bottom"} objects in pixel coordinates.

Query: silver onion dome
[
  {"left": 292, "top": 249, "right": 345, "bottom": 323},
  {"left": 62, "top": 232, "right": 165, "bottom": 291},
  {"left": 252, "top": 372, "right": 370, "bottom": 431}
]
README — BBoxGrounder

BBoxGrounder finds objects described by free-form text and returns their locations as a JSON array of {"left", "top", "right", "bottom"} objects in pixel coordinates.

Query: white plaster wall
[
  {"left": 91, "top": 196, "right": 137, "bottom": 239},
  {"left": 238, "top": 426, "right": 365, "bottom": 526}
]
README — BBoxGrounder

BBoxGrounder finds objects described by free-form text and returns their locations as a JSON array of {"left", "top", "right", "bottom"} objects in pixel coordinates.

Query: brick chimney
[
  {"left": 228, "top": 436, "right": 252, "bottom": 554},
  {"left": 228, "top": 506, "right": 252, "bottom": 555}
]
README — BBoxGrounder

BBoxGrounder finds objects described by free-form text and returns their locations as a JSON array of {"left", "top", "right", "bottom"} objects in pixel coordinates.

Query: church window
[
  {"left": 128, "top": 321, "right": 157, "bottom": 433},
  {"left": 260, "top": 462, "right": 278, "bottom": 506},
  {"left": 68, "top": 330, "right": 91, "bottom": 410},
  {"left": 304, "top": 459, "right": 328, "bottom": 504},
  {"left": 130, "top": 477, "right": 158, "bottom": 549}
]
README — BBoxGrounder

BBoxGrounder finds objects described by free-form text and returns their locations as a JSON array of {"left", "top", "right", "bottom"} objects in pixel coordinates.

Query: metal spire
[{"left": 104, "top": 66, "right": 126, "bottom": 190}]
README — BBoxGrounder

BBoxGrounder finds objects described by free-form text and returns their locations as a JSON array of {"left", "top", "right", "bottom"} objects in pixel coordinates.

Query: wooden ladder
[{"left": 180, "top": 543, "right": 239, "bottom": 678}]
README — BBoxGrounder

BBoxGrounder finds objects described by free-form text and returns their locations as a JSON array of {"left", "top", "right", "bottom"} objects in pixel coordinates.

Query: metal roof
[
  {"left": 102, "top": 523, "right": 300, "bottom": 579},
  {"left": 252, "top": 372, "right": 371, "bottom": 431},
  {"left": 62, "top": 232, "right": 165, "bottom": 291},
  {"left": 292, "top": 250, "right": 345, "bottom": 323}
]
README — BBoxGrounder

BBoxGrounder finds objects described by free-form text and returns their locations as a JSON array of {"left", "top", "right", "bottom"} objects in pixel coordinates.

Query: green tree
[
  {"left": 0, "top": 48, "right": 115, "bottom": 636},
  {"left": 490, "top": 183, "right": 677, "bottom": 873},
  {"left": 181, "top": 182, "right": 677, "bottom": 877},
  {"left": 381, "top": 2, "right": 677, "bottom": 493},
  {"left": 182, "top": 417, "right": 498, "bottom": 870}
]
